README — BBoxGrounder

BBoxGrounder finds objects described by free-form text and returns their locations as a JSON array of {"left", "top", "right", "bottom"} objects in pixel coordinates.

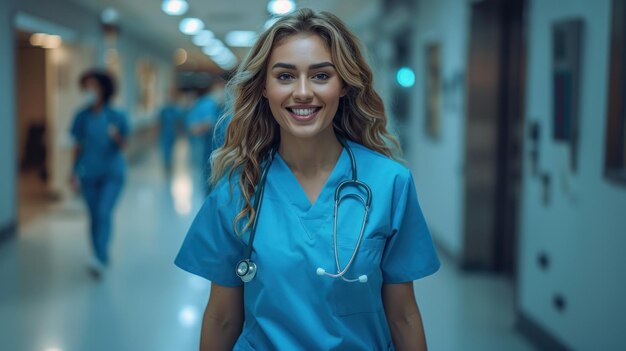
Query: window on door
[{"left": 605, "top": 0, "right": 626, "bottom": 183}]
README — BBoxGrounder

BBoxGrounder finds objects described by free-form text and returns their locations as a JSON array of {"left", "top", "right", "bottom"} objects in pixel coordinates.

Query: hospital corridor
[{"left": 1, "top": 0, "right": 625, "bottom": 350}]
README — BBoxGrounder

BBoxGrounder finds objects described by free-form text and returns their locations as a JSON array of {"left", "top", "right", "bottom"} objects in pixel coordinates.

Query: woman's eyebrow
[
  {"left": 271, "top": 62, "right": 336, "bottom": 70},
  {"left": 309, "top": 62, "right": 335, "bottom": 69}
]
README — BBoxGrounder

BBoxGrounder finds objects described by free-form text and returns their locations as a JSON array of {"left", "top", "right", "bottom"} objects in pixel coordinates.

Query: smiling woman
[{"left": 175, "top": 8, "right": 440, "bottom": 351}]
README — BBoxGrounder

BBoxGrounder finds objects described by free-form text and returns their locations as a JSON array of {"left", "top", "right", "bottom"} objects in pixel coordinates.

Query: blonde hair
[{"left": 211, "top": 8, "right": 401, "bottom": 236}]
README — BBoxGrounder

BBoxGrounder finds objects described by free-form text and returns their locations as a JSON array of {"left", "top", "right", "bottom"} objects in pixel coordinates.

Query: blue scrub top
[
  {"left": 70, "top": 106, "right": 130, "bottom": 180},
  {"left": 175, "top": 141, "right": 440, "bottom": 350},
  {"left": 186, "top": 96, "right": 219, "bottom": 135}
]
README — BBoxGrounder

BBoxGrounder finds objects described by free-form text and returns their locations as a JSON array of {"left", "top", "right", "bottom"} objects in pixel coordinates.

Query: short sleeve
[
  {"left": 381, "top": 171, "right": 440, "bottom": 283},
  {"left": 174, "top": 189, "right": 246, "bottom": 287}
]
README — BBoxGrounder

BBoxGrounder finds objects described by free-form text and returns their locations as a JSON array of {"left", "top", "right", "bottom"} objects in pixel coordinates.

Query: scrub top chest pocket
[
  {"left": 319, "top": 191, "right": 388, "bottom": 317},
  {"left": 329, "top": 236, "right": 386, "bottom": 316}
]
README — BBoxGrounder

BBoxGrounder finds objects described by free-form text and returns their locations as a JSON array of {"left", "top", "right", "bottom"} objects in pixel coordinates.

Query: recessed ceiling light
[
  {"left": 162, "top": 0, "right": 188, "bottom": 16},
  {"left": 225, "top": 31, "right": 258, "bottom": 47},
  {"left": 192, "top": 30, "right": 214, "bottom": 46},
  {"left": 203, "top": 44, "right": 226, "bottom": 57},
  {"left": 267, "top": 0, "right": 295, "bottom": 16},
  {"left": 179, "top": 17, "right": 204, "bottom": 35}
]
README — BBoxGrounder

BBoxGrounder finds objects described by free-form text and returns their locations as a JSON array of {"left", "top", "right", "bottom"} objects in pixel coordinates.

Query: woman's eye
[
  {"left": 313, "top": 73, "right": 329, "bottom": 80},
  {"left": 277, "top": 73, "right": 294, "bottom": 81}
]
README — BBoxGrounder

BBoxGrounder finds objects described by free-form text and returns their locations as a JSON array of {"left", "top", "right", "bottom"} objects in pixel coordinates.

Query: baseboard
[
  {"left": 0, "top": 220, "right": 16, "bottom": 245},
  {"left": 516, "top": 310, "right": 571, "bottom": 351}
]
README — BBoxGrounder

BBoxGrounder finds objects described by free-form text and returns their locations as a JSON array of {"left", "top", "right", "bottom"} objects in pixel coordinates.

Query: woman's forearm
[
  {"left": 388, "top": 310, "right": 427, "bottom": 351},
  {"left": 199, "top": 306, "right": 243, "bottom": 351}
]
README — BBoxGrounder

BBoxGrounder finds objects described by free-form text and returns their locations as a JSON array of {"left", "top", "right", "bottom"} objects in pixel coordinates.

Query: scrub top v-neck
[{"left": 175, "top": 141, "right": 440, "bottom": 350}]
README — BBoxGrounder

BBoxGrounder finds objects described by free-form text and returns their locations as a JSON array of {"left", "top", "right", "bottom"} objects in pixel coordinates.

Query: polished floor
[{"left": 0, "top": 142, "right": 536, "bottom": 351}]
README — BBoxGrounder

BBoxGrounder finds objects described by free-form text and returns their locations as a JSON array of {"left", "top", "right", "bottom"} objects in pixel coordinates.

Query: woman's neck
[{"left": 278, "top": 130, "right": 342, "bottom": 177}]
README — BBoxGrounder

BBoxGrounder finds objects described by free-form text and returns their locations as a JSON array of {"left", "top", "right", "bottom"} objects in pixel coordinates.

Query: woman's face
[
  {"left": 264, "top": 34, "right": 345, "bottom": 143},
  {"left": 81, "top": 77, "right": 102, "bottom": 105}
]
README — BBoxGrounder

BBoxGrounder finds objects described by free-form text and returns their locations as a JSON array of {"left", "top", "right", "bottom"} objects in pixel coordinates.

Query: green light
[{"left": 396, "top": 67, "right": 415, "bottom": 88}]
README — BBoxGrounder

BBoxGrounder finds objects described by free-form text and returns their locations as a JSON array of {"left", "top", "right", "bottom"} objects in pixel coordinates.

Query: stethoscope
[{"left": 236, "top": 138, "right": 372, "bottom": 284}]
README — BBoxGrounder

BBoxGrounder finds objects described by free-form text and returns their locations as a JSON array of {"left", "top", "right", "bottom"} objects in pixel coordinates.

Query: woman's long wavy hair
[{"left": 211, "top": 8, "right": 402, "bottom": 236}]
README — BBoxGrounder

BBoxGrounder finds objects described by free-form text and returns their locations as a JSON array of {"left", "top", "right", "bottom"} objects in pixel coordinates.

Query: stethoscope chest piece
[{"left": 236, "top": 259, "right": 257, "bottom": 282}]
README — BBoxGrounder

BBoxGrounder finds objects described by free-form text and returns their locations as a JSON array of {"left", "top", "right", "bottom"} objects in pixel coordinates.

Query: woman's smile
[{"left": 286, "top": 105, "right": 322, "bottom": 122}]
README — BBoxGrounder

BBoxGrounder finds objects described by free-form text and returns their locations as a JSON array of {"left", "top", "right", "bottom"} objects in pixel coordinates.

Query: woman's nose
[{"left": 293, "top": 79, "right": 313, "bottom": 101}]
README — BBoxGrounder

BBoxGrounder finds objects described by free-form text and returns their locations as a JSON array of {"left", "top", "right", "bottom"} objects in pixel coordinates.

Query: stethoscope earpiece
[{"left": 316, "top": 267, "right": 368, "bottom": 284}]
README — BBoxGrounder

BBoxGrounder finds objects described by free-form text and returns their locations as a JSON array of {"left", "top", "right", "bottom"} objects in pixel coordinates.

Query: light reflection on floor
[{"left": 170, "top": 140, "right": 194, "bottom": 216}]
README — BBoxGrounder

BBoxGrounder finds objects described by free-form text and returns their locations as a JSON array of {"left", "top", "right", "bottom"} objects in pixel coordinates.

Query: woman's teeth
[{"left": 290, "top": 108, "right": 318, "bottom": 116}]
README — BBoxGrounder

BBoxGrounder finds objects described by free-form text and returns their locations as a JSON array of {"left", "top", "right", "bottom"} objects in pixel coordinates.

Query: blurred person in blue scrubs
[
  {"left": 175, "top": 9, "right": 439, "bottom": 351},
  {"left": 185, "top": 78, "right": 225, "bottom": 194},
  {"left": 158, "top": 88, "right": 183, "bottom": 175},
  {"left": 69, "top": 69, "right": 129, "bottom": 278}
]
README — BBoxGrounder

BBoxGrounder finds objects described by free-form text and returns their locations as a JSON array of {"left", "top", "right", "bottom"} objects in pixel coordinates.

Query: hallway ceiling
[{"left": 66, "top": 0, "right": 379, "bottom": 71}]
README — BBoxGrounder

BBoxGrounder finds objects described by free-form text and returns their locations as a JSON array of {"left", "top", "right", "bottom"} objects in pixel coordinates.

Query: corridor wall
[
  {"left": 0, "top": 0, "right": 17, "bottom": 242},
  {"left": 408, "top": 0, "right": 626, "bottom": 348},
  {"left": 408, "top": 0, "right": 469, "bottom": 260},
  {"left": 518, "top": 0, "right": 626, "bottom": 349}
]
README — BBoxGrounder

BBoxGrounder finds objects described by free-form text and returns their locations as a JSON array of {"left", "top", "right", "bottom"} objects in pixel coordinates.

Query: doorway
[
  {"left": 463, "top": 0, "right": 527, "bottom": 275},
  {"left": 16, "top": 30, "right": 53, "bottom": 223}
]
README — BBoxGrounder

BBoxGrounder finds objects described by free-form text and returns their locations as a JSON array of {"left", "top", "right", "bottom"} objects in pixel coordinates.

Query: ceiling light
[
  {"left": 179, "top": 17, "right": 204, "bottom": 35},
  {"left": 267, "top": 0, "right": 295, "bottom": 15},
  {"left": 219, "top": 59, "right": 238, "bottom": 70},
  {"left": 202, "top": 45, "right": 238, "bottom": 70},
  {"left": 29, "top": 33, "right": 47, "bottom": 46},
  {"left": 211, "top": 51, "right": 237, "bottom": 68},
  {"left": 162, "top": 0, "right": 188, "bottom": 16},
  {"left": 42, "top": 34, "right": 62, "bottom": 49},
  {"left": 192, "top": 30, "right": 214, "bottom": 46},
  {"left": 203, "top": 44, "right": 226, "bottom": 57},
  {"left": 212, "top": 51, "right": 235, "bottom": 63},
  {"left": 225, "top": 31, "right": 258, "bottom": 47},
  {"left": 101, "top": 7, "right": 119, "bottom": 24}
]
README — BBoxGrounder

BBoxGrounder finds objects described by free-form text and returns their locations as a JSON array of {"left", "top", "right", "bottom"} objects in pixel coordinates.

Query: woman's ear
[
  {"left": 340, "top": 86, "right": 347, "bottom": 98},
  {"left": 262, "top": 88, "right": 267, "bottom": 98}
]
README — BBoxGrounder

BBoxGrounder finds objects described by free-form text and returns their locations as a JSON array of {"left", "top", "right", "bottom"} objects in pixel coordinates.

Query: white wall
[
  {"left": 518, "top": 0, "right": 626, "bottom": 349},
  {"left": 115, "top": 34, "right": 173, "bottom": 128},
  {"left": 408, "top": 0, "right": 469, "bottom": 259},
  {"left": 0, "top": 0, "right": 17, "bottom": 233}
]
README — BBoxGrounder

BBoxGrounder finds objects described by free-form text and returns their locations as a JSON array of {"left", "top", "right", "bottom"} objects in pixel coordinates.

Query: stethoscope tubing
[
  {"left": 330, "top": 191, "right": 370, "bottom": 282},
  {"left": 237, "top": 138, "right": 372, "bottom": 284}
]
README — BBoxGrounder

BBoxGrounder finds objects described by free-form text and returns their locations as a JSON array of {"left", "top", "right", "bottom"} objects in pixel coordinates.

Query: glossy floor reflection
[{"left": 0, "top": 142, "right": 535, "bottom": 351}]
